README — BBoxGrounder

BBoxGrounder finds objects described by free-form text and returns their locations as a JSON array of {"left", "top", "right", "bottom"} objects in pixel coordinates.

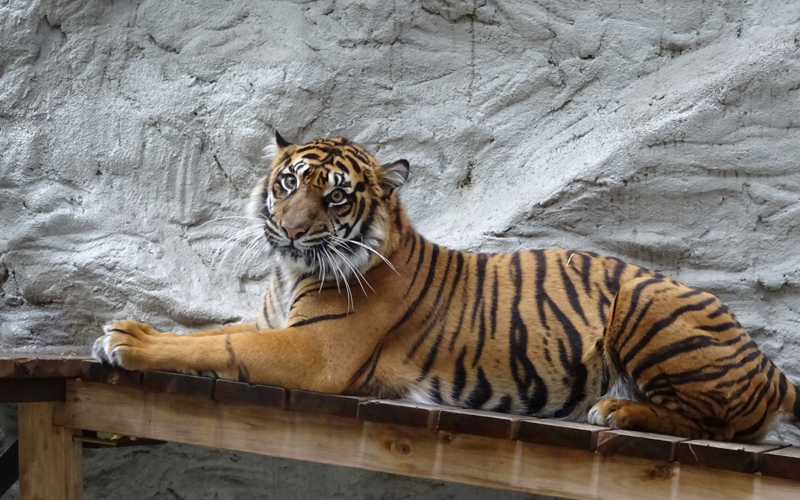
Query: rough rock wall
[{"left": 2, "top": 0, "right": 800, "bottom": 497}]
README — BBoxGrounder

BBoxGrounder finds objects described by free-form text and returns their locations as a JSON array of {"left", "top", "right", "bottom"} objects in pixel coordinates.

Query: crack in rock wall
[{"left": 2, "top": 0, "right": 800, "bottom": 498}]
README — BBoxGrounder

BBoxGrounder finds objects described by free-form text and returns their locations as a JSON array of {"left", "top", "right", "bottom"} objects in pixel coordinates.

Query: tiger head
[{"left": 249, "top": 132, "right": 409, "bottom": 278}]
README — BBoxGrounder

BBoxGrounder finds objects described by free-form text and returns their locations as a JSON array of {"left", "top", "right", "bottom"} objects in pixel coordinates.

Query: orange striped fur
[{"left": 93, "top": 134, "right": 800, "bottom": 441}]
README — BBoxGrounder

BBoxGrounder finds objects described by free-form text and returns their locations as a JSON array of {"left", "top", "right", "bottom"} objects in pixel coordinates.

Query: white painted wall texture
[{"left": 2, "top": 0, "right": 800, "bottom": 498}]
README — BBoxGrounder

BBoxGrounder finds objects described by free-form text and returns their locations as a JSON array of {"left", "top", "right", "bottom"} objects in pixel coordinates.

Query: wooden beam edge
[{"left": 52, "top": 381, "right": 800, "bottom": 500}]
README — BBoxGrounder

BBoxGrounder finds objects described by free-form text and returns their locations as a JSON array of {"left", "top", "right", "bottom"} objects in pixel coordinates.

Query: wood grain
[
  {"left": 517, "top": 418, "right": 607, "bottom": 450},
  {"left": 596, "top": 430, "right": 687, "bottom": 462},
  {"left": 677, "top": 440, "right": 785, "bottom": 473},
  {"left": 54, "top": 381, "right": 800, "bottom": 500},
  {"left": 437, "top": 409, "right": 520, "bottom": 440},
  {"left": 215, "top": 380, "right": 287, "bottom": 408},
  {"left": 358, "top": 400, "right": 441, "bottom": 429},
  {"left": 79, "top": 361, "right": 142, "bottom": 387},
  {"left": 142, "top": 371, "right": 214, "bottom": 398},
  {"left": 289, "top": 390, "right": 366, "bottom": 417},
  {"left": 18, "top": 402, "right": 82, "bottom": 500},
  {"left": 0, "top": 357, "right": 85, "bottom": 379},
  {"left": 761, "top": 447, "right": 800, "bottom": 482}
]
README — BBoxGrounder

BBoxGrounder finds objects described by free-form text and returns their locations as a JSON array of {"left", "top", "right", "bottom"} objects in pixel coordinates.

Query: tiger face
[{"left": 249, "top": 132, "right": 409, "bottom": 279}]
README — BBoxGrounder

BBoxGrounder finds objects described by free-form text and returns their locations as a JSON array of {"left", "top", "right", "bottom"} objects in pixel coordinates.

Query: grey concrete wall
[{"left": 2, "top": 0, "right": 800, "bottom": 497}]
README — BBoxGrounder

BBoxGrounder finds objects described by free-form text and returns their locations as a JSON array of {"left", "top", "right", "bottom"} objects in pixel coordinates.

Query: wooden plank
[
  {"left": 0, "top": 378, "right": 65, "bottom": 403},
  {"left": 761, "top": 447, "right": 800, "bottom": 482},
  {"left": 517, "top": 418, "right": 607, "bottom": 451},
  {"left": 18, "top": 402, "right": 82, "bottom": 500},
  {"left": 289, "top": 390, "right": 365, "bottom": 418},
  {"left": 215, "top": 380, "right": 286, "bottom": 408},
  {"left": 0, "top": 356, "right": 85, "bottom": 379},
  {"left": 54, "top": 381, "right": 800, "bottom": 500},
  {"left": 79, "top": 361, "right": 142, "bottom": 387},
  {"left": 358, "top": 400, "right": 441, "bottom": 429},
  {"left": 596, "top": 430, "right": 687, "bottom": 462},
  {"left": 437, "top": 409, "right": 520, "bottom": 440},
  {"left": 142, "top": 370, "right": 214, "bottom": 398},
  {"left": 0, "top": 441, "right": 19, "bottom": 498},
  {"left": 677, "top": 440, "right": 785, "bottom": 473}
]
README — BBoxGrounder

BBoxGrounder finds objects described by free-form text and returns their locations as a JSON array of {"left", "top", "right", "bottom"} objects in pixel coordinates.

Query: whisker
[
  {"left": 324, "top": 246, "right": 352, "bottom": 312},
  {"left": 328, "top": 243, "right": 372, "bottom": 295},
  {"left": 331, "top": 235, "right": 399, "bottom": 275}
]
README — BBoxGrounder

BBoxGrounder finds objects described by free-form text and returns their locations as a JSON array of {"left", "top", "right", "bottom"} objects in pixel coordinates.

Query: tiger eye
[
  {"left": 282, "top": 175, "right": 297, "bottom": 190},
  {"left": 329, "top": 189, "right": 345, "bottom": 204}
]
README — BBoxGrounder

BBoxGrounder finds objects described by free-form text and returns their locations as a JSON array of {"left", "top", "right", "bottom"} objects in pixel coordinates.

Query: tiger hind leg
[
  {"left": 597, "top": 275, "right": 788, "bottom": 441},
  {"left": 587, "top": 397, "right": 734, "bottom": 440}
]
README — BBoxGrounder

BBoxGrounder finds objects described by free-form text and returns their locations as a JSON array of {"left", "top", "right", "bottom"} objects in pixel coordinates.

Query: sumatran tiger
[{"left": 92, "top": 132, "right": 800, "bottom": 442}]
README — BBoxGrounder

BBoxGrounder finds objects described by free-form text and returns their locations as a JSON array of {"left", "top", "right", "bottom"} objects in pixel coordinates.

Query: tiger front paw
[
  {"left": 92, "top": 320, "right": 174, "bottom": 371},
  {"left": 587, "top": 397, "right": 621, "bottom": 426}
]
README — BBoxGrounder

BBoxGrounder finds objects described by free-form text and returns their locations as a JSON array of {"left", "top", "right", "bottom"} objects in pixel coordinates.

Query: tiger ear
[
  {"left": 379, "top": 159, "right": 409, "bottom": 198},
  {"left": 274, "top": 130, "right": 292, "bottom": 149}
]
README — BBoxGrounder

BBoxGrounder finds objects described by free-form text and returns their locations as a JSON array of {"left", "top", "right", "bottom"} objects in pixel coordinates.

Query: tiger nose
[{"left": 282, "top": 225, "right": 306, "bottom": 240}]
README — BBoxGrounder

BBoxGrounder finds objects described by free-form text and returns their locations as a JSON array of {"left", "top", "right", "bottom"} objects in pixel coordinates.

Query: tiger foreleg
[{"left": 92, "top": 319, "right": 372, "bottom": 393}]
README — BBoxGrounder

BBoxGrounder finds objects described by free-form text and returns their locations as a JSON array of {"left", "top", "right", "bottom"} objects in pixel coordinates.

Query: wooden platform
[{"left": 2, "top": 356, "right": 800, "bottom": 499}]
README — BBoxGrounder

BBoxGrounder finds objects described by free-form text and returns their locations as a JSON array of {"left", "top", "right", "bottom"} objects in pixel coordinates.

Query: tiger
[{"left": 93, "top": 132, "right": 800, "bottom": 442}]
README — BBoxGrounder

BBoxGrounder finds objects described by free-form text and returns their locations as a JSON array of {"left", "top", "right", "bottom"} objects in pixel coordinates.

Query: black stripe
[
  {"left": 794, "top": 383, "right": 800, "bottom": 420},
  {"left": 597, "top": 292, "right": 610, "bottom": 326},
  {"left": 237, "top": 363, "right": 250, "bottom": 383},
  {"left": 579, "top": 253, "right": 592, "bottom": 297},
  {"left": 448, "top": 265, "right": 470, "bottom": 351},
  {"left": 451, "top": 346, "right": 468, "bottom": 402},
  {"left": 350, "top": 341, "right": 385, "bottom": 390},
  {"left": 630, "top": 335, "right": 719, "bottom": 382},
  {"left": 621, "top": 297, "right": 717, "bottom": 365},
  {"left": 732, "top": 361, "right": 776, "bottom": 420},
  {"left": 419, "top": 320, "right": 446, "bottom": 379},
  {"left": 696, "top": 321, "right": 741, "bottom": 332},
  {"left": 469, "top": 254, "right": 488, "bottom": 328},
  {"left": 724, "top": 356, "right": 769, "bottom": 417},
  {"left": 509, "top": 252, "right": 548, "bottom": 415},
  {"left": 289, "top": 313, "right": 348, "bottom": 327},
  {"left": 465, "top": 367, "right": 493, "bottom": 409},
  {"left": 655, "top": 349, "right": 762, "bottom": 392},
  {"left": 392, "top": 203, "right": 403, "bottom": 231},
  {"left": 491, "top": 395, "right": 513, "bottom": 414},
  {"left": 405, "top": 231, "right": 418, "bottom": 265},
  {"left": 407, "top": 249, "right": 453, "bottom": 360},
  {"left": 605, "top": 257, "right": 627, "bottom": 295},
  {"left": 677, "top": 288, "right": 705, "bottom": 299},
  {"left": 708, "top": 304, "right": 730, "bottom": 319},
  {"left": 225, "top": 335, "right": 236, "bottom": 366},
  {"left": 430, "top": 377, "right": 443, "bottom": 404},
  {"left": 261, "top": 296, "right": 274, "bottom": 329},
  {"left": 531, "top": 250, "right": 549, "bottom": 330},
  {"left": 778, "top": 372, "right": 788, "bottom": 408},
  {"left": 405, "top": 236, "right": 426, "bottom": 296},
  {"left": 614, "top": 277, "right": 664, "bottom": 348},
  {"left": 472, "top": 308, "right": 487, "bottom": 367},
  {"left": 490, "top": 266, "right": 499, "bottom": 339},
  {"left": 713, "top": 337, "right": 755, "bottom": 362},
  {"left": 353, "top": 198, "right": 379, "bottom": 240},
  {"left": 558, "top": 256, "right": 589, "bottom": 326}
]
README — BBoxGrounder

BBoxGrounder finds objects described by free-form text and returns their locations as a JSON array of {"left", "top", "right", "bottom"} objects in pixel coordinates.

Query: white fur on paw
[
  {"left": 93, "top": 322, "right": 123, "bottom": 364},
  {"left": 109, "top": 345, "right": 124, "bottom": 365},
  {"left": 587, "top": 405, "right": 608, "bottom": 426}
]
